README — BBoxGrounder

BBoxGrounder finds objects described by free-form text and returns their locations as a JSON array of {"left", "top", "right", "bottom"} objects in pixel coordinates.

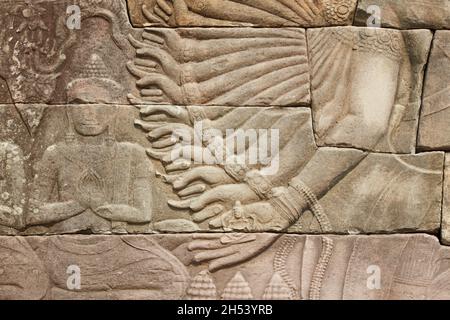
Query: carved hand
[
  {"left": 77, "top": 188, "right": 107, "bottom": 212},
  {"left": 135, "top": 104, "right": 190, "bottom": 125},
  {"left": 134, "top": 71, "right": 184, "bottom": 104},
  {"left": 171, "top": 165, "right": 234, "bottom": 192},
  {"left": 188, "top": 233, "right": 280, "bottom": 272},
  {"left": 141, "top": 29, "right": 184, "bottom": 62},
  {"left": 158, "top": 166, "right": 235, "bottom": 206},
  {"left": 168, "top": 183, "right": 259, "bottom": 223},
  {"left": 137, "top": 46, "right": 181, "bottom": 83},
  {"left": 142, "top": 0, "right": 174, "bottom": 26},
  {"left": 145, "top": 0, "right": 193, "bottom": 26}
]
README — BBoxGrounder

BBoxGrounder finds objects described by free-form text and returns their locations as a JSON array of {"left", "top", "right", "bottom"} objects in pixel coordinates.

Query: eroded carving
[
  {"left": 418, "top": 31, "right": 450, "bottom": 151},
  {"left": 0, "top": 0, "right": 137, "bottom": 104},
  {"left": 127, "top": 28, "right": 310, "bottom": 107},
  {"left": 0, "top": 235, "right": 189, "bottom": 299},
  {"left": 1, "top": 233, "right": 450, "bottom": 300},
  {"left": 26, "top": 72, "right": 154, "bottom": 234},
  {"left": 128, "top": 0, "right": 357, "bottom": 27},
  {"left": 134, "top": 104, "right": 442, "bottom": 234},
  {"left": 308, "top": 27, "right": 432, "bottom": 153},
  {"left": 355, "top": 0, "right": 450, "bottom": 29},
  {"left": 0, "top": 143, "right": 25, "bottom": 234}
]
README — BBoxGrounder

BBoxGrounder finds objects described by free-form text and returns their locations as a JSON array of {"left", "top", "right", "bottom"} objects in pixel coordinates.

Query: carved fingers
[
  {"left": 142, "top": 29, "right": 183, "bottom": 60},
  {"left": 146, "top": 144, "right": 214, "bottom": 164},
  {"left": 148, "top": 123, "right": 192, "bottom": 141},
  {"left": 168, "top": 183, "right": 259, "bottom": 223},
  {"left": 137, "top": 73, "right": 183, "bottom": 104},
  {"left": 160, "top": 166, "right": 234, "bottom": 222},
  {"left": 135, "top": 46, "right": 181, "bottom": 82},
  {"left": 128, "top": 32, "right": 184, "bottom": 104},
  {"left": 172, "top": 166, "right": 234, "bottom": 190},
  {"left": 188, "top": 233, "right": 279, "bottom": 272},
  {"left": 139, "top": 104, "right": 190, "bottom": 123},
  {"left": 142, "top": 2, "right": 171, "bottom": 26},
  {"left": 136, "top": 122, "right": 194, "bottom": 153}
]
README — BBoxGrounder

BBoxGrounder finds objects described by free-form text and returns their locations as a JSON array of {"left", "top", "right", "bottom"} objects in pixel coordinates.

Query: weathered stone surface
[
  {"left": 0, "top": 103, "right": 443, "bottom": 235},
  {"left": 295, "top": 151, "right": 443, "bottom": 234},
  {"left": 0, "top": 0, "right": 311, "bottom": 107},
  {"left": 127, "top": 28, "right": 310, "bottom": 107},
  {"left": 0, "top": 0, "right": 137, "bottom": 104},
  {"left": 441, "top": 154, "right": 450, "bottom": 245},
  {"left": 0, "top": 0, "right": 449, "bottom": 302},
  {"left": 1, "top": 233, "right": 450, "bottom": 300},
  {"left": 418, "top": 31, "right": 450, "bottom": 151},
  {"left": 128, "top": 0, "right": 357, "bottom": 27},
  {"left": 308, "top": 27, "right": 432, "bottom": 153},
  {"left": 355, "top": 0, "right": 450, "bottom": 30}
]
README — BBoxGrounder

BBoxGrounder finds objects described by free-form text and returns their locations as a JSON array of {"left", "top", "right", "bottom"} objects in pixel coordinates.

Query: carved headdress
[
  {"left": 65, "top": 54, "right": 120, "bottom": 144},
  {"left": 66, "top": 53, "right": 124, "bottom": 104}
]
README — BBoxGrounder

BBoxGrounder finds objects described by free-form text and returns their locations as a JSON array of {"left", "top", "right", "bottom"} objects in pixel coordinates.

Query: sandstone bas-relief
[
  {"left": 127, "top": 28, "right": 310, "bottom": 107},
  {"left": 1, "top": 233, "right": 450, "bottom": 300},
  {"left": 308, "top": 27, "right": 432, "bottom": 153},
  {"left": 355, "top": 0, "right": 450, "bottom": 30},
  {"left": 27, "top": 104, "right": 154, "bottom": 235},
  {"left": 0, "top": 0, "right": 312, "bottom": 108},
  {"left": 0, "top": 101, "right": 442, "bottom": 235},
  {"left": 134, "top": 104, "right": 443, "bottom": 234},
  {"left": 418, "top": 31, "right": 450, "bottom": 151},
  {"left": 128, "top": 0, "right": 358, "bottom": 27},
  {"left": 0, "top": 0, "right": 136, "bottom": 104},
  {"left": 0, "top": 0, "right": 448, "bottom": 302},
  {"left": 0, "top": 142, "right": 25, "bottom": 234}
]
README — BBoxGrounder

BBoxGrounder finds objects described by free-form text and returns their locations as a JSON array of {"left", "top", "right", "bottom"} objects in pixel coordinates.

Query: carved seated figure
[
  {"left": 0, "top": 142, "right": 25, "bottom": 232},
  {"left": 27, "top": 65, "right": 153, "bottom": 234}
]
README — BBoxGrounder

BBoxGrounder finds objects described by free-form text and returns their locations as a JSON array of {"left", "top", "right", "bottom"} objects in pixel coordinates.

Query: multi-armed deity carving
[
  {"left": 0, "top": 0, "right": 449, "bottom": 302},
  {"left": 128, "top": 25, "right": 440, "bottom": 235},
  {"left": 128, "top": 0, "right": 358, "bottom": 27},
  {"left": 127, "top": 28, "right": 310, "bottom": 106},
  {"left": 0, "top": 1, "right": 441, "bottom": 237}
]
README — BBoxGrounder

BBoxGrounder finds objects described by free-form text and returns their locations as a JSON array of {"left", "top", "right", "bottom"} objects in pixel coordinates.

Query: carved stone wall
[{"left": 0, "top": 0, "right": 449, "bottom": 300}]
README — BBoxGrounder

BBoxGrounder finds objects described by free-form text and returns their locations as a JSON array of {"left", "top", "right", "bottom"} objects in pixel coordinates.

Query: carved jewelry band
[{"left": 290, "top": 181, "right": 332, "bottom": 233}]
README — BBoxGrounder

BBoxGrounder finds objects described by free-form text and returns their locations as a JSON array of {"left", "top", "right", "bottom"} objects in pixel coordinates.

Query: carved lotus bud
[
  {"left": 186, "top": 270, "right": 217, "bottom": 300},
  {"left": 221, "top": 271, "right": 253, "bottom": 300},
  {"left": 262, "top": 272, "right": 292, "bottom": 300}
]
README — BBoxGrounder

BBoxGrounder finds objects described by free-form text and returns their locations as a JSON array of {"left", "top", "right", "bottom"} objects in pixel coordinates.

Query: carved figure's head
[
  {"left": 66, "top": 54, "right": 124, "bottom": 104},
  {"left": 68, "top": 104, "right": 116, "bottom": 137},
  {"left": 65, "top": 54, "right": 121, "bottom": 140}
]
